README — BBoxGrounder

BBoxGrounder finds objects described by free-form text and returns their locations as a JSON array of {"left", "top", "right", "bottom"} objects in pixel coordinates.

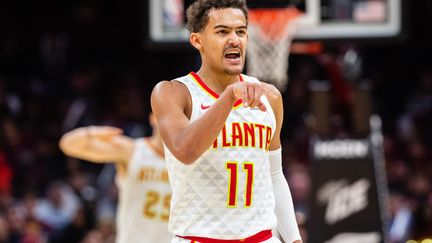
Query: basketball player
[
  {"left": 151, "top": 0, "right": 302, "bottom": 242},
  {"left": 58, "top": 114, "right": 173, "bottom": 243}
]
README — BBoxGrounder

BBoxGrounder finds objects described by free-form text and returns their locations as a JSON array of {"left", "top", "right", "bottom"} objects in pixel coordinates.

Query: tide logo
[{"left": 317, "top": 178, "right": 370, "bottom": 225}]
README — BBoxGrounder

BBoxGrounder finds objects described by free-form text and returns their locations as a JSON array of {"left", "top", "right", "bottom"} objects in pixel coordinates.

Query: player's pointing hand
[{"left": 230, "top": 81, "right": 279, "bottom": 112}]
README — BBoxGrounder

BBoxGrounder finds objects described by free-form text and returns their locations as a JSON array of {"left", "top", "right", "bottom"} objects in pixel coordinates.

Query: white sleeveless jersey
[
  {"left": 116, "top": 139, "right": 173, "bottom": 243},
  {"left": 165, "top": 72, "right": 277, "bottom": 239}
]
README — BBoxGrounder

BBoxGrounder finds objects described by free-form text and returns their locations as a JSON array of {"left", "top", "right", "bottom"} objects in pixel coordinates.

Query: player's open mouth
[{"left": 224, "top": 50, "right": 241, "bottom": 64}]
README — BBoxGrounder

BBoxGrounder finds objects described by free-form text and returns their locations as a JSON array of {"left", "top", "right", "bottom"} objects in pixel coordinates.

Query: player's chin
[
  {"left": 224, "top": 66, "right": 243, "bottom": 75},
  {"left": 223, "top": 63, "right": 244, "bottom": 75}
]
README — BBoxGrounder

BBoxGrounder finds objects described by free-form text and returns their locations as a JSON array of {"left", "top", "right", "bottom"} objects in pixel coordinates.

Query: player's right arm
[
  {"left": 59, "top": 126, "right": 134, "bottom": 164},
  {"left": 151, "top": 80, "right": 235, "bottom": 164},
  {"left": 151, "top": 79, "right": 276, "bottom": 164}
]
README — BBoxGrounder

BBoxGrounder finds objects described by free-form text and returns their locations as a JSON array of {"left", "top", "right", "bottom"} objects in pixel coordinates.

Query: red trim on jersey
[
  {"left": 190, "top": 72, "right": 219, "bottom": 99},
  {"left": 190, "top": 72, "right": 244, "bottom": 108},
  {"left": 179, "top": 230, "right": 272, "bottom": 243}
]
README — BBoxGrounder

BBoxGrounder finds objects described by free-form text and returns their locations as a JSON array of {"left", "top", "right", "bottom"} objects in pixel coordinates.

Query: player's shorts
[{"left": 171, "top": 230, "right": 282, "bottom": 243}]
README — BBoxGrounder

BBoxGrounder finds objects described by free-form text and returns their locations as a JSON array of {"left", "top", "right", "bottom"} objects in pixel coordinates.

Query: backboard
[
  {"left": 296, "top": 0, "right": 404, "bottom": 40},
  {"left": 145, "top": 0, "right": 404, "bottom": 46}
]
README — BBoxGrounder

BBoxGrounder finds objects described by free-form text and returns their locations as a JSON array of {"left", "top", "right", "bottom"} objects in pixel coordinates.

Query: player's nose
[{"left": 227, "top": 32, "right": 241, "bottom": 46}]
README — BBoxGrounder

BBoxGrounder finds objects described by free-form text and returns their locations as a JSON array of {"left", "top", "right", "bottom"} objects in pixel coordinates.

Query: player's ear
[{"left": 189, "top": 33, "right": 202, "bottom": 50}]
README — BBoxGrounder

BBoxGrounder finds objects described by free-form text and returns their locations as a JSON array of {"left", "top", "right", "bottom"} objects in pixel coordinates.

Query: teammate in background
[
  {"left": 58, "top": 114, "right": 172, "bottom": 243},
  {"left": 151, "top": 0, "right": 302, "bottom": 242}
]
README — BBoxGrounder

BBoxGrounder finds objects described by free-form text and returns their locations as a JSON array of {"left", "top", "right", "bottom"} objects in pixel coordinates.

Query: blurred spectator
[
  {"left": 33, "top": 181, "right": 80, "bottom": 240},
  {"left": 0, "top": 152, "right": 13, "bottom": 206},
  {"left": 0, "top": 214, "right": 10, "bottom": 243},
  {"left": 61, "top": 68, "right": 102, "bottom": 132},
  {"left": 388, "top": 190, "right": 414, "bottom": 243},
  {"left": 20, "top": 220, "right": 47, "bottom": 243},
  {"left": 0, "top": 77, "right": 22, "bottom": 117},
  {"left": 59, "top": 207, "right": 92, "bottom": 243},
  {"left": 80, "top": 229, "right": 104, "bottom": 243},
  {"left": 411, "top": 192, "right": 432, "bottom": 240}
]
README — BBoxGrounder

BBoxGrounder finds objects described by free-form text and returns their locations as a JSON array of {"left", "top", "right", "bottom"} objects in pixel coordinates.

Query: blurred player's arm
[
  {"left": 151, "top": 80, "right": 275, "bottom": 164},
  {"left": 266, "top": 83, "right": 302, "bottom": 243},
  {"left": 59, "top": 126, "right": 134, "bottom": 164}
]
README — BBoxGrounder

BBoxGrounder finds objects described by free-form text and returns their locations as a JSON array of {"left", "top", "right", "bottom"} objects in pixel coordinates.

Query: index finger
[{"left": 240, "top": 85, "right": 249, "bottom": 108}]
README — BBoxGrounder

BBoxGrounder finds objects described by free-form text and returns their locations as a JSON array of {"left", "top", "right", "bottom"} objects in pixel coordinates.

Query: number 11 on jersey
[{"left": 226, "top": 162, "right": 254, "bottom": 208}]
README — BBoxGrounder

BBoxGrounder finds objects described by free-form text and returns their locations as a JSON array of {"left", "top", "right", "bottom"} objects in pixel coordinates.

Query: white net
[{"left": 246, "top": 8, "right": 301, "bottom": 92}]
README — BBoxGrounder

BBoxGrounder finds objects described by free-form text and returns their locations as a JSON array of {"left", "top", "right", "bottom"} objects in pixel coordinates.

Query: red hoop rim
[
  {"left": 248, "top": 7, "right": 303, "bottom": 40},
  {"left": 249, "top": 7, "right": 303, "bottom": 23}
]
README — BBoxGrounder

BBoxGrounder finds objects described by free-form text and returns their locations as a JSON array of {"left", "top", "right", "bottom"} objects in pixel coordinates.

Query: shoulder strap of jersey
[{"left": 172, "top": 73, "right": 201, "bottom": 121}]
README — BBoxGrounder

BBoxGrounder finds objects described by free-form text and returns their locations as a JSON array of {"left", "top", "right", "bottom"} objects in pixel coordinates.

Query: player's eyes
[
  {"left": 217, "top": 30, "right": 228, "bottom": 35},
  {"left": 236, "top": 30, "right": 247, "bottom": 35}
]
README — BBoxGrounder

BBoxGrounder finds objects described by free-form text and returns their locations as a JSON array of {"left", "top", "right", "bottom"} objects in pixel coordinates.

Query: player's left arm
[{"left": 265, "top": 82, "right": 302, "bottom": 243}]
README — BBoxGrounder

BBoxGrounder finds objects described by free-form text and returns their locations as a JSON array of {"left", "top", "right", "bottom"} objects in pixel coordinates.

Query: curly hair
[{"left": 186, "top": 0, "right": 248, "bottom": 33}]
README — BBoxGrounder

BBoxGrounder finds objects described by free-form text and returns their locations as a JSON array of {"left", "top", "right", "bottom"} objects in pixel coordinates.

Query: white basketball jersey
[
  {"left": 116, "top": 139, "right": 173, "bottom": 243},
  {"left": 165, "top": 72, "right": 277, "bottom": 239}
]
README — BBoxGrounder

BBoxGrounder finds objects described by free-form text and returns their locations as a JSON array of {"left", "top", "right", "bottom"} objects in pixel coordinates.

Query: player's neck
[
  {"left": 148, "top": 133, "right": 164, "bottom": 158},
  {"left": 146, "top": 133, "right": 165, "bottom": 159},
  {"left": 196, "top": 68, "right": 239, "bottom": 94}
]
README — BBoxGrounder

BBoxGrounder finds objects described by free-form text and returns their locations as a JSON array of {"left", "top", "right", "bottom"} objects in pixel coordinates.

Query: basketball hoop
[{"left": 247, "top": 7, "right": 303, "bottom": 91}]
